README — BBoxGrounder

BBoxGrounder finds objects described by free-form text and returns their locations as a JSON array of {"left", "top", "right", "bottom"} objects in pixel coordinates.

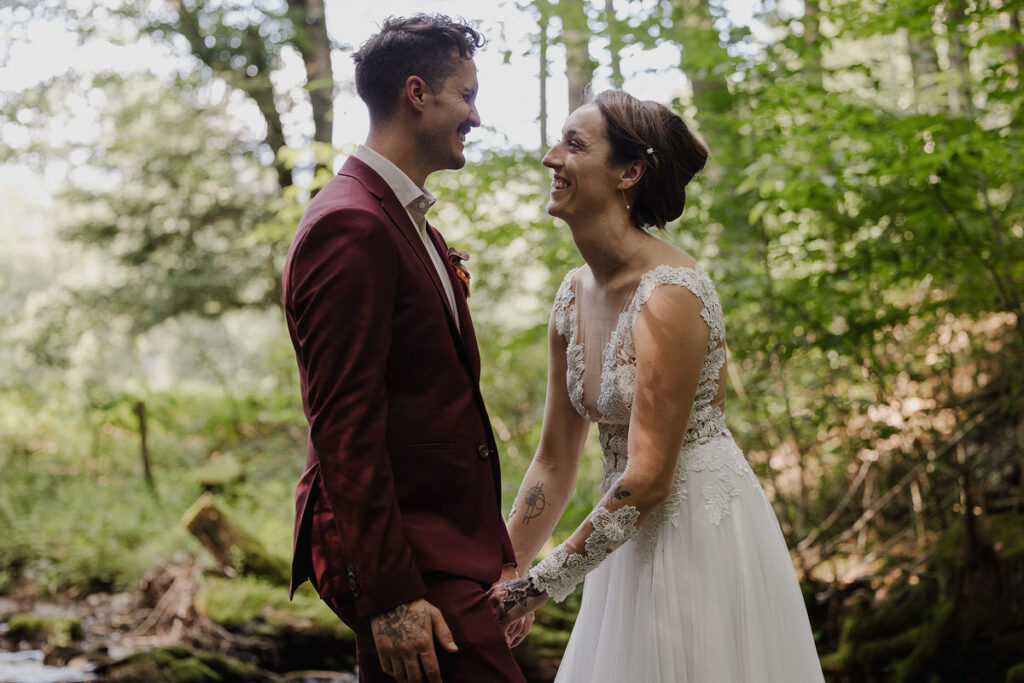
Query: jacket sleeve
[{"left": 287, "top": 207, "right": 426, "bottom": 618}]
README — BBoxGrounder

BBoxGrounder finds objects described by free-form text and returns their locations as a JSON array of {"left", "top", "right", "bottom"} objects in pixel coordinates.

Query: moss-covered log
[{"left": 181, "top": 492, "right": 289, "bottom": 584}]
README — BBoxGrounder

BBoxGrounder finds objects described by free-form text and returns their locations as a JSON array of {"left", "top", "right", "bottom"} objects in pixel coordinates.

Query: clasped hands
[
  {"left": 367, "top": 569, "right": 546, "bottom": 683},
  {"left": 487, "top": 566, "right": 547, "bottom": 647}
]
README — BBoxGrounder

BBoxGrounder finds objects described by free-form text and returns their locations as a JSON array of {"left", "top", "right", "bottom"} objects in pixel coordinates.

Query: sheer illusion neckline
[{"left": 566, "top": 264, "right": 704, "bottom": 422}]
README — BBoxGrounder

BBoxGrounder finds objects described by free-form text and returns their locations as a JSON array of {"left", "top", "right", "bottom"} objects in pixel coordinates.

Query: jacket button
[
  {"left": 347, "top": 565, "right": 361, "bottom": 598},
  {"left": 477, "top": 444, "right": 493, "bottom": 459}
]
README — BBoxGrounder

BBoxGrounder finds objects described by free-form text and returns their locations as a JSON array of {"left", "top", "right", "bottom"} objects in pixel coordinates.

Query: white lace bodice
[{"left": 553, "top": 264, "right": 763, "bottom": 560}]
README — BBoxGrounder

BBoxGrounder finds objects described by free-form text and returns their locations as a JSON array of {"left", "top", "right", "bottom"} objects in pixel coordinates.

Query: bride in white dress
[{"left": 489, "top": 90, "right": 825, "bottom": 682}]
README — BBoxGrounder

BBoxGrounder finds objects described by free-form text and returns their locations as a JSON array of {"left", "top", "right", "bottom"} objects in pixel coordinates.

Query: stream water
[{"left": 0, "top": 650, "right": 95, "bottom": 683}]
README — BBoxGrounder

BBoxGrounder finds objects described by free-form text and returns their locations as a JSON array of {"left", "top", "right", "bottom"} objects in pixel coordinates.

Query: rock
[
  {"left": 43, "top": 644, "right": 85, "bottom": 666},
  {"left": 96, "top": 645, "right": 271, "bottom": 682},
  {"left": 5, "top": 614, "right": 84, "bottom": 646},
  {"left": 280, "top": 671, "right": 357, "bottom": 682}
]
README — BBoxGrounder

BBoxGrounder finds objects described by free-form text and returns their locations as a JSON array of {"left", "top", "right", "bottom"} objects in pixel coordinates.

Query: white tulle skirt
[{"left": 553, "top": 458, "right": 826, "bottom": 683}]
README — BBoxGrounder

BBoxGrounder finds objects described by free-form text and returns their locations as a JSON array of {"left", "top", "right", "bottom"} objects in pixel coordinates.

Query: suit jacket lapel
[
  {"left": 339, "top": 157, "right": 460, "bottom": 329},
  {"left": 427, "top": 223, "right": 481, "bottom": 379}
]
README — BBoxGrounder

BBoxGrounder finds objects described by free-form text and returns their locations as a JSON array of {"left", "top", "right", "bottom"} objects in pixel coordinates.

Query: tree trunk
[
  {"left": 287, "top": 0, "right": 334, "bottom": 147},
  {"left": 248, "top": 84, "right": 294, "bottom": 188},
  {"left": 168, "top": 0, "right": 294, "bottom": 188},
  {"left": 907, "top": 13, "right": 941, "bottom": 113},
  {"left": 804, "top": 0, "right": 823, "bottom": 89},
  {"left": 182, "top": 492, "right": 291, "bottom": 584},
  {"left": 664, "top": 0, "right": 737, "bottom": 157},
  {"left": 667, "top": 0, "right": 733, "bottom": 111},
  {"left": 605, "top": 0, "right": 624, "bottom": 88},
  {"left": 539, "top": 6, "right": 550, "bottom": 152},
  {"left": 286, "top": 0, "right": 334, "bottom": 191},
  {"left": 559, "top": 0, "right": 596, "bottom": 111},
  {"left": 945, "top": 0, "right": 973, "bottom": 115},
  {"left": 133, "top": 400, "right": 156, "bottom": 493},
  {"left": 1012, "top": 10, "right": 1024, "bottom": 77}
]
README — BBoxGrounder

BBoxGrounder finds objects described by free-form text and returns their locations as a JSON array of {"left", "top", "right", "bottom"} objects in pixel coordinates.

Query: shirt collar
[{"left": 354, "top": 144, "right": 436, "bottom": 217}]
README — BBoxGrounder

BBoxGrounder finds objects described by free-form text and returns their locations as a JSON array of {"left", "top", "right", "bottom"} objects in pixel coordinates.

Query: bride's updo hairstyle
[{"left": 593, "top": 90, "right": 708, "bottom": 230}]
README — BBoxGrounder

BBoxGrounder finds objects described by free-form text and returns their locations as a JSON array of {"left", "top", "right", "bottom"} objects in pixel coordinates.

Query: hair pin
[{"left": 646, "top": 147, "right": 655, "bottom": 155}]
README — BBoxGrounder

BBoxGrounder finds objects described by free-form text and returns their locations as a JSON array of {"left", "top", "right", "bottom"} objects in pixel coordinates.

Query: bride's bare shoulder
[{"left": 640, "top": 238, "right": 698, "bottom": 272}]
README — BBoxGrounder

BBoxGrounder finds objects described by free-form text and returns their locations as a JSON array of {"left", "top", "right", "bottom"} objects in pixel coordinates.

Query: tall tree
[{"left": 558, "top": 0, "right": 597, "bottom": 111}]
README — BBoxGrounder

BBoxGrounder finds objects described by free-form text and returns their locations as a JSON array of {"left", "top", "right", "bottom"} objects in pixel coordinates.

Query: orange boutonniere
[{"left": 447, "top": 247, "right": 471, "bottom": 298}]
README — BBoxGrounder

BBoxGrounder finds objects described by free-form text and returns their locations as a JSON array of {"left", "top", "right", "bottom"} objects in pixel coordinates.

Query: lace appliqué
[
  {"left": 634, "top": 465, "right": 687, "bottom": 561},
  {"left": 553, "top": 264, "right": 768, "bottom": 563},
  {"left": 702, "top": 472, "right": 741, "bottom": 526},
  {"left": 553, "top": 268, "right": 593, "bottom": 421},
  {"left": 529, "top": 504, "right": 640, "bottom": 603}
]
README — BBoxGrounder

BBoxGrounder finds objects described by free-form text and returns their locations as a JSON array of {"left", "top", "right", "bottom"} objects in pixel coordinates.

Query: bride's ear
[{"left": 617, "top": 160, "right": 645, "bottom": 191}]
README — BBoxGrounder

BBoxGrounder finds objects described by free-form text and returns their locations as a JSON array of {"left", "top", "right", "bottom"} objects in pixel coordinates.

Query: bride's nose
[{"left": 542, "top": 145, "right": 560, "bottom": 169}]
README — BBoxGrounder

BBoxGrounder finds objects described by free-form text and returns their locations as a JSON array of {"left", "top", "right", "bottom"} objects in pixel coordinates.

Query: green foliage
[
  {"left": 0, "top": 386, "right": 305, "bottom": 594},
  {"left": 8, "top": 71, "right": 280, "bottom": 335},
  {"left": 194, "top": 576, "right": 349, "bottom": 635}
]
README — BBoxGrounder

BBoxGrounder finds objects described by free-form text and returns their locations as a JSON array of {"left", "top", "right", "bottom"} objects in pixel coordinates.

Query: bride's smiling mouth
[{"left": 552, "top": 175, "right": 570, "bottom": 191}]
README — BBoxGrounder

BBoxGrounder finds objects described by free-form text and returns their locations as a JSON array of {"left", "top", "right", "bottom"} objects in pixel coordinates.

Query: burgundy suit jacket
[{"left": 282, "top": 156, "right": 515, "bottom": 624}]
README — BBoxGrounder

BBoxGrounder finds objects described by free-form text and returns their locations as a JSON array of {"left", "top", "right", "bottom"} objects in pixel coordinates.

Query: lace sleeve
[{"left": 527, "top": 503, "right": 640, "bottom": 602}]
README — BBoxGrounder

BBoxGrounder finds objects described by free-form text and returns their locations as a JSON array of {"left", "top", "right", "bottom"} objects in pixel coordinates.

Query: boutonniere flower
[{"left": 447, "top": 247, "right": 471, "bottom": 298}]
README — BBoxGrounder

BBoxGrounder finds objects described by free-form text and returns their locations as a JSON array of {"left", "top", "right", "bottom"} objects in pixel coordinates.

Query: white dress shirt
[{"left": 353, "top": 145, "right": 460, "bottom": 330}]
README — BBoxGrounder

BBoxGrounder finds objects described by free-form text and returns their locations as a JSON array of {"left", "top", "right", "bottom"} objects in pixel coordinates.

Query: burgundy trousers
[{"left": 314, "top": 567, "right": 526, "bottom": 683}]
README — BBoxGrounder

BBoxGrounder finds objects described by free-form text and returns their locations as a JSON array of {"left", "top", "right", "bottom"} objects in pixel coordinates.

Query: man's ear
[
  {"left": 403, "top": 75, "right": 429, "bottom": 113},
  {"left": 617, "top": 160, "right": 646, "bottom": 191}
]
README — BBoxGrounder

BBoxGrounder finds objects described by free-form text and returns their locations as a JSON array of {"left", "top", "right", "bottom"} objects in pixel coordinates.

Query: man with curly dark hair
[{"left": 282, "top": 14, "right": 526, "bottom": 683}]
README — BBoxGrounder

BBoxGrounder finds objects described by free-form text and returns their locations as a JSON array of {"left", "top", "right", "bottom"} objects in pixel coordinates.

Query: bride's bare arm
[
  {"left": 505, "top": 308, "right": 591, "bottom": 570},
  {"left": 495, "top": 284, "right": 711, "bottom": 618}
]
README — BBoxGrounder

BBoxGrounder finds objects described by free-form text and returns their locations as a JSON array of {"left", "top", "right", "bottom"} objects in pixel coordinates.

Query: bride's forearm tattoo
[
  {"left": 373, "top": 603, "right": 424, "bottom": 646},
  {"left": 523, "top": 483, "right": 547, "bottom": 526},
  {"left": 612, "top": 484, "right": 632, "bottom": 501},
  {"left": 502, "top": 575, "right": 543, "bottom": 614}
]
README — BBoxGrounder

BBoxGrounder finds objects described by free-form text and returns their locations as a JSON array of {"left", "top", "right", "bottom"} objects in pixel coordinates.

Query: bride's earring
[{"left": 620, "top": 189, "right": 631, "bottom": 212}]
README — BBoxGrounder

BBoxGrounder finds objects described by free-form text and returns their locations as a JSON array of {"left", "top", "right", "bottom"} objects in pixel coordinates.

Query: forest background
[{"left": 1, "top": 0, "right": 1023, "bottom": 681}]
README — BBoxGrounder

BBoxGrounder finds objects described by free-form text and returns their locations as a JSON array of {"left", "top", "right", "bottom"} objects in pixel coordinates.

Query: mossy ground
[{"left": 820, "top": 512, "right": 1024, "bottom": 683}]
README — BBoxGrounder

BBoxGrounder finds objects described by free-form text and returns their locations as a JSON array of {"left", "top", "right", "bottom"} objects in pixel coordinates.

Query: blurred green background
[{"left": 1, "top": 0, "right": 1023, "bottom": 681}]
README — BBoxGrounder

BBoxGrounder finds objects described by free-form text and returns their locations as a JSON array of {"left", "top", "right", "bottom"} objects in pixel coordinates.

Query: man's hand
[
  {"left": 370, "top": 598, "right": 457, "bottom": 683},
  {"left": 487, "top": 574, "right": 547, "bottom": 628}
]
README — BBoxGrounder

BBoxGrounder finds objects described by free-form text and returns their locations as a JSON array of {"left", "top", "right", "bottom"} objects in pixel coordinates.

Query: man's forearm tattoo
[
  {"left": 502, "top": 576, "right": 543, "bottom": 614},
  {"left": 373, "top": 603, "right": 423, "bottom": 646},
  {"left": 612, "top": 485, "right": 632, "bottom": 501},
  {"left": 522, "top": 483, "right": 547, "bottom": 526}
]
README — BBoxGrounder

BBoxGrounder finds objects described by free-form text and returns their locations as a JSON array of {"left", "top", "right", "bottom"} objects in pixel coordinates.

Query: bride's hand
[
  {"left": 488, "top": 575, "right": 548, "bottom": 627},
  {"left": 503, "top": 610, "right": 535, "bottom": 648}
]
